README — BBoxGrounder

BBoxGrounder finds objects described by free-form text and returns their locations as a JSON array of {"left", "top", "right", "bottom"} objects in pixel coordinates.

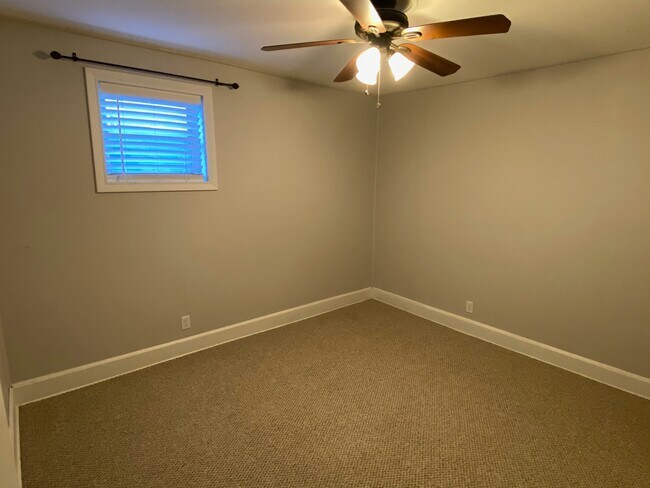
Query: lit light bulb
[
  {"left": 355, "top": 47, "right": 380, "bottom": 85},
  {"left": 388, "top": 52, "right": 415, "bottom": 81}
]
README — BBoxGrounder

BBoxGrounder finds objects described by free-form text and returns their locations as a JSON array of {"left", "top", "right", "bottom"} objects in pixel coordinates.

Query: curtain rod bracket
[{"left": 49, "top": 50, "right": 240, "bottom": 90}]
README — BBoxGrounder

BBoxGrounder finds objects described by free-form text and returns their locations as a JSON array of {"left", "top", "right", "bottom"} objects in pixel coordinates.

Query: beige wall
[
  {"left": 0, "top": 19, "right": 377, "bottom": 381},
  {"left": 374, "top": 48, "right": 650, "bottom": 378},
  {"left": 1, "top": 17, "right": 648, "bottom": 385}
]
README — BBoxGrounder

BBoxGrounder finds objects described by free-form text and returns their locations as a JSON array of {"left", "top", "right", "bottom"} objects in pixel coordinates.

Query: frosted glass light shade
[
  {"left": 388, "top": 52, "right": 415, "bottom": 81},
  {"left": 355, "top": 47, "right": 380, "bottom": 85}
]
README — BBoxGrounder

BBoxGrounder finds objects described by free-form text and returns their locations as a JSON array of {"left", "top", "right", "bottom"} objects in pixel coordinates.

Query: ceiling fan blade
[
  {"left": 333, "top": 51, "right": 364, "bottom": 82},
  {"left": 399, "top": 43, "right": 460, "bottom": 77},
  {"left": 262, "top": 39, "right": 362, "bottom": 51},
  {"left": 401, "top": 14, "right": 511, "bottom": 41},
  {"left": 339, "top": 0, "right": 386, "bottom": 33}
]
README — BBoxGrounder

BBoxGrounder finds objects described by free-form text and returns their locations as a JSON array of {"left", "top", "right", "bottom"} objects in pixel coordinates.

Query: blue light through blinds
[{"left": 98, "top": 88, "right": 208, "bottom": 180}]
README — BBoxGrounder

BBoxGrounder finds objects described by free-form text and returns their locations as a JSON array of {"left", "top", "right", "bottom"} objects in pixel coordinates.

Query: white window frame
[{"left": 84, "top": 67, "right": 218, "bottom": 193}]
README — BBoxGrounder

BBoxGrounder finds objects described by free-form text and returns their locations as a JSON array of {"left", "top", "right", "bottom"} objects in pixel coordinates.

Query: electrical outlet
[
  {"left": 465, "top": 301, "right": 474, "bottom": 313},
  {"left": 181, "top": 315, "right": 191, "bottom": 330}
]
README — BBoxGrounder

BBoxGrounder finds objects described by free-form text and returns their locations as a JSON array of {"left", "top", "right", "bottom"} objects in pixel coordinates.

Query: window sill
[{"left": 95, "top": 181, "right": 219, "bottom": 193}]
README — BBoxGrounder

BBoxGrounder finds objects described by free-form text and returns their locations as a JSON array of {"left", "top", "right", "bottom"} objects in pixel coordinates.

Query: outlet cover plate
[{"left": 181, "top": 315, "right": 191, "bottom": 330}]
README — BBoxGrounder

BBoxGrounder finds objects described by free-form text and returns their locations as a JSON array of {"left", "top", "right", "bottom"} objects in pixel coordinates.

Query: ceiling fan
[{"left": 261, "top": 0, "right": 511, "bottom": 86}]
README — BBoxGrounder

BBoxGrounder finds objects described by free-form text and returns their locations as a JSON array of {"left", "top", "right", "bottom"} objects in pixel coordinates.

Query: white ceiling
[{"left": 2, "top": 0, "right": 650, "bottom": 94}]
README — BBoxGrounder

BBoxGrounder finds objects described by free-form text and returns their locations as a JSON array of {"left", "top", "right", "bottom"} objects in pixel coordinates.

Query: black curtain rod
[{"left": 50, "top": 51, "right": 239, "bottom": 90}]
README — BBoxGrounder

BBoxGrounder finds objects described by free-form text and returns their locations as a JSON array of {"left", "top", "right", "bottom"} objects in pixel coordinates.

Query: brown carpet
[{"left": 19, "top": 300, "right": 650, "bottom": 487}]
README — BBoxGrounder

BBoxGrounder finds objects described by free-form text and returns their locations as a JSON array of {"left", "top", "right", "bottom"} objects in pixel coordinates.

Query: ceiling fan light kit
[
  {"left": 356, "top": 46, "right": 381, "bottom": 85},
  {"left": 261, "top": 0, "right": 511, "bottom": 91},
  {"left": 388, "top": 51, "right": 415, "bottom": 81}
]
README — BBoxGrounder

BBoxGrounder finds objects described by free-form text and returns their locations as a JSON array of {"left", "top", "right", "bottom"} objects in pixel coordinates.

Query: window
[{"left": 85, "top": 68, "right": 218, "bottom": 192}]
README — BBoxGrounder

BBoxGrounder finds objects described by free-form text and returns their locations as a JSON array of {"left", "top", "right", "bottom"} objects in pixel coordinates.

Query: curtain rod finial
[{"left": 50, "top": 51, "right": 62, "bottom": 60}]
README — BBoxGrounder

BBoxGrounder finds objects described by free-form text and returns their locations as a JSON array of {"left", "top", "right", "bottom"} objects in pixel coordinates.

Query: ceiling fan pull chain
[{"left": 376, "top": 67, "right": 382, "bottom": 109}]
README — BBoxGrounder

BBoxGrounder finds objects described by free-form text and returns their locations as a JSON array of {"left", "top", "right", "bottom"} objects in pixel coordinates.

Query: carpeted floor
[{"left": 19, "top": 300, "right": 650, "bottom": 487}]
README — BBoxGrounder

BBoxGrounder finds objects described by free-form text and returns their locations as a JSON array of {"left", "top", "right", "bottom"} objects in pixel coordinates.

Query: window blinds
[{"left": 98, "top": 83, "right": 208, "bottom": 180}]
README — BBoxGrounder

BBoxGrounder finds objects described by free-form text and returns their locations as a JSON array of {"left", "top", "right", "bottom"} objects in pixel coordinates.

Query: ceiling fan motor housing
[
  {"left": 355, "top": 2, "right": 410, "bottom": 42},
  {"left": 371, "top": 0, "right": 413, "bottom": 12}
]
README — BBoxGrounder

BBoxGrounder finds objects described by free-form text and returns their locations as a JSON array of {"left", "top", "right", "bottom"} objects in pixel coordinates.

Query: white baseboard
[
  {"left": 13, "top": 288, "right": 372, "bottom": 407},
  {"left": 372, "top": 288, "right": 650, "bottom": 400},
  {"left": 12, "top": 285, "right": 648, "bottom": 406}
]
